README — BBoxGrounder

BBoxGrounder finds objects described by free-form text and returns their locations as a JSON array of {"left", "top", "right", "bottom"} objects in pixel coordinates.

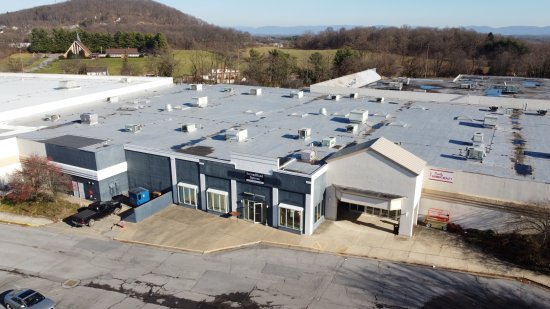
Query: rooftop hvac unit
[
  {"left": 193, "top": 96, "right": 208, "bottom": 108},
  {"left": 466, "top": 146, "right": 486, "bottom": 161},
  {"left": 375, "top": 97, "right": 385, "bottom": 103},
  {"left": 80, "top": 113, "right": 98, "bottom": 125},
  {"left": 290, "top": 90, "right": 304, "bottom": 98},
  {"left": 225, "top": 128, "right": 248, "bottom": 142},
  {"left": 44, "top": 114, "right": 61, "bottom": 122},
  {"left": 537, "top": 109, "right": 547, "bottom": 116},
  {"left": 348, "top": 109, "right": 368, "bottom": 124},
  {"left": 388, "top": 82, "right": 403, "bottom": 91},
  {"left": 472, "top": 132, "right": 483, "bottom": 146},
  {"left": 120, "top": 77, "right": 132, "bottom": 83},
  {"left": 483, "top": 114, "right": 498, "bottom": 127},
  {"left": 489, "top": 106, "right": 498, "bottom": 112},
  {"left": 346, "top": 123, "right": 358, "bottom": 134},
  {"left": 250, "top": 88, "right": 262, "bottom": 96},
  {"left": 190, "top": 84, "right": 203, "bottom": 91},
  {"left": 58, "top": 80, "right": 78, "bottom": 89},
  {"left": 460, "top": 83, "right": 473, "bottom": 89},
  {"left": 182, "top": 123, "right": 197, "bottom": 133},
  {"left": 107, "top": 96, "right": 119, "bottom": 103},
  {"left": 350, "top": 93, "right": 359, "bottom": 99},
  {"left": 298, "top": 128, "right": 311, "bottom": 139},
  {"left": 300, "top": 149, "right": 316, "bottom": 162},
  {"left": 125, "top": 124, "right": 143, "bottom": 133},
  {"left": 165, "top": 104, "right": 173, "bottom": 112},
  {"left": 322, "top": 136, "right": 336, "bottom": 148},
  {"left": 326, "top": 94, "right": 341, "bottom": 101}
]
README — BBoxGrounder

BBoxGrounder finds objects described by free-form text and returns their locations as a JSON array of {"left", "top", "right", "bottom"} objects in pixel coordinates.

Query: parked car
[
  {"left": 3, "top": 288, "right": 55, "bottom": 309},
  {"left": 70, "top": 200, "right": 122, "bottom": 227}
]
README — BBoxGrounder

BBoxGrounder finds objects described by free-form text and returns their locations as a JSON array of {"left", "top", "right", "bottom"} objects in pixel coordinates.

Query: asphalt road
[{"left": 0, "top": 223, "right": 548, "bottom": 309}]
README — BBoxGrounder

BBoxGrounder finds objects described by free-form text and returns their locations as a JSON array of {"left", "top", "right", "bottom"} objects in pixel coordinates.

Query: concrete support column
[
  {"left": 304, "top": 193, "right": 312, "bottom": 235},
  {"left": 230, "top": 179, "right": 237, "bottom": 212},
  {"left": 199, "top": 173, "right": 206, "bottom": 211},
  {"left": 272, "top": 187, "right": 279, "bottom": 227},
  {"left": 325, "top": 186, "right": 337, "bottom": 220}
]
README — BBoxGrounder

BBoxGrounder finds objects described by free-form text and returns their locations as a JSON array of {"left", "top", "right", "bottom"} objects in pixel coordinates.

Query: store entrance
[{"left": 243, "top": 199, "right": 266, "bottom": 224}]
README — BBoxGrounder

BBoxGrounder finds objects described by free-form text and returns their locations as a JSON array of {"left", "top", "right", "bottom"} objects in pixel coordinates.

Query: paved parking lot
[{"left": 1, "top": 223, "right": 549, "bottom": 309}]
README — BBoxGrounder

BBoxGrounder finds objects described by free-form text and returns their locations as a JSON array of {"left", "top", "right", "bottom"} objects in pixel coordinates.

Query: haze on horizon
[{"left": 4, "top": 0, "right": 550, "bottom": 28}]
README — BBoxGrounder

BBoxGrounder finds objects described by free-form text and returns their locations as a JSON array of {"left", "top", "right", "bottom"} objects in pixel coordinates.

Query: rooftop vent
[
  {"left": 298, "top": 128, "right": 311, "bottom": 139},
  {"left": 80, "top": 113, "right": 98, "bottom": 125},
  {"left": 250, "top": 88, "right": 262, "bottom": 96},
  {"left": 44, "top": 114, "right": 61, "bottom": 122},
  {"left": 466, "top": 146, "right": 486, "bottom": 161},
  {"left": 225, "top": 128, "right": 248, "bottom": 142},
  {"left": 165, "top": 104, "right": 173, "bottom": 112},
  {"left": 350, "top": 93, "right": 359, "bottom": 99},
  {"left": 322, "top": 136, "right": 336, "bottom": 148},
  {"left": 299, "top": 149, "right": 316, "bottom": 162},
  {"left": 348, "top": 109, "right": 368, "bottom": 124},
  {"left": 190, "top": 84, "right": 203, "bottom": 91},
  {"left": 58, "top": 80, "right": 79, "bottom": 89},
  {"left": 346, "top": 123, "right": 358, "bottom": 134},
  {"left": 326, "top": 94, "right": 341, "bottom": 101},
  {"left": 290, "top": 90, "right": 304, "bottom": 99},
  {"left": 483, "top": 114, "right": 498, "bottom": 127},
  {"left": 388, "top": 82, "right": 403, "bottom": 91},
  {"left": 107, "top": 96, "right": 119, "bottom": 103},
  {"left": 388, "top": 121, "right": 408, "bottom": 128},
  {"left": 472, "top": 132, "right": 483, "bottom": 146},
  {"left": 375, "top": 97, "right": 385, "bottom": 103},
  {"left": 245, "top": 110, "right": 263, "bottom": 115},
  {"left": 193, "top": 96, "right": 208, "bottom": 108},
  {"left": 182, "top": 123, "right": 197, "bottom": 133},
  {"left": 120, "top": 77, "right": 132, "bottom": 83},
  {"left": 319, "top": 107, "right": 327, "bottom": 116},
  {"left": 125, "top": 124, "right": 143, "bottom": 133},
  {"left": 537, "top": 109, "right": 547, "bottom": 116},
  {"left": 489, "top": 106, "right": 498, "bottom": 112}
]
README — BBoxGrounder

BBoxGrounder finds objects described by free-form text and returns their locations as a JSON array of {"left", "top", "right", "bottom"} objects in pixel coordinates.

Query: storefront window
[
  {"left": 314, "top": 201, "right": 325, "bottom": 223},
  {"left": 178, "top": 183, "right": 197, "bottom": 206},
  {"left": 207, "top": 190, "right": 228, "bottom": 213},
  {"left": 279, "top": 205, "right": 302, "bottom": 231}
]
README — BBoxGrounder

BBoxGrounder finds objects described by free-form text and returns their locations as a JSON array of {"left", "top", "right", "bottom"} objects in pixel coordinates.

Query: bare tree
[{"left": 7, "top": 155, "right": 71, "bottom": 203}]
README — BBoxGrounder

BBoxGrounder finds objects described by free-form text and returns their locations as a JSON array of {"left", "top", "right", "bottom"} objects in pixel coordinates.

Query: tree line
[
  {"left": 291, "top": 26, "right": 550, "bottom": 78},
  {"left": 29, "top": 28, "right": 168, "bottom": 54}
]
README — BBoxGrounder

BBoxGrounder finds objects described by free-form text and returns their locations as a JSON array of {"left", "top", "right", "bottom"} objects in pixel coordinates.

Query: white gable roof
[
  {"left": 311, "top": 68, "right": 381, "bottom": 88},
  {"left": 327, "top": 137, "right": 426, "bottom": 175}
]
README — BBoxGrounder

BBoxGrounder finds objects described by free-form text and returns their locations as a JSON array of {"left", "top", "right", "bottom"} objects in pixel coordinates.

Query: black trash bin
[{"left": 393, "top": 224, "right": 400, "bottom": 235}]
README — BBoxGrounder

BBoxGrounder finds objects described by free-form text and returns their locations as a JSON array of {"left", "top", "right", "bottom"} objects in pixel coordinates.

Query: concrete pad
[
  {"left": 0, "top": 212, "right": 53, "bottom": 226},
  {"left": 408, "top": 252, "right": 427, "bottom": 264},
  {"left": 368, "top": 247, "right": 392, "bottom": 260},
  {"left": 110, "top": 297, "right": 146, "bottom": 309},
  {"left": 191, "top": 270, "right": 256, "bottom": 295}
]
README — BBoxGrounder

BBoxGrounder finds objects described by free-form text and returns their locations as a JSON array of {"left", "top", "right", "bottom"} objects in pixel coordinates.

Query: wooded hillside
[{"left": 0, "top": 0, "right": 250, "bottom": 49}]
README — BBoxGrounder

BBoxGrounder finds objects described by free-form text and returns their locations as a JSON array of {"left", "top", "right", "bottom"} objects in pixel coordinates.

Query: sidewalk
[
  {"left": 115, "top": 205, "right": 550, "bottom": 288},
  {"left": 0, "top": 212, "right": 53, "bottom": 227}
]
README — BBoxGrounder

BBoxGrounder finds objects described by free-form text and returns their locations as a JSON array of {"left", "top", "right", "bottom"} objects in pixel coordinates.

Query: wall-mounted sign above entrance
[{"left": 245, "top": 171, "right": 265, "bottom": 184}]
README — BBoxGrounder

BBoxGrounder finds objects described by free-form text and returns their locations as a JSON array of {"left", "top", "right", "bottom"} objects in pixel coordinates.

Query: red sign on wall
[{"left": 428, "top": 169, "right": 454, "bottom": 183}]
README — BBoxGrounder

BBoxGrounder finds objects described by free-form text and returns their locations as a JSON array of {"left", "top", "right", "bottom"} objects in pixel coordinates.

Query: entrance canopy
[{"left": 336, "top": 186, "right": 405, "bottom": 211}]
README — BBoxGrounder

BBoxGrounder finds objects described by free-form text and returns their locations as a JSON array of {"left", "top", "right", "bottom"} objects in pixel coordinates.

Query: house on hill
[
  {"left": 103, "top": 48, "right": 141, "bottom": 58},
  {"left": 64, "top": 33, "right": 92, "bottom": 59}
]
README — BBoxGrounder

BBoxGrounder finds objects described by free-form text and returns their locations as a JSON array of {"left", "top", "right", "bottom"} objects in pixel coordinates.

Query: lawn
[
  {"left": 35, "top": 57, "right": 153, "bottom": 75},
  {"left": 0, "top": 198, "right": 80, "bottom": 221},
  {"left": 0, "top": 53, "right": 46, "bottom": 72}
]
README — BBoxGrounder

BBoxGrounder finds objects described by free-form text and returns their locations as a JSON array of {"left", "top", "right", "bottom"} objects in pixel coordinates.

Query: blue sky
[{"left": 4, "top": 0, "right": 549, "bottom": 28}]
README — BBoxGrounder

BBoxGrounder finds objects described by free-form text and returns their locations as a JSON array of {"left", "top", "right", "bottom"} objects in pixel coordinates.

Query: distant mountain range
[{"left": 236, "top": 25, "right": 550, "bottom": 37}]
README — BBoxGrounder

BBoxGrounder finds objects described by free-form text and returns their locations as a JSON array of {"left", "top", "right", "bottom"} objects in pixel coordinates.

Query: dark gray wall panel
[
  {"left": 125, "top": 151, "right": 172, "bottom": 193},
  {"left": 95, "top": 144, "right": 126, "bottom": 170},
  {"left": 45, "top": 144, "right": 96, "bottom": 170},
  {"left": 278, "top": 190, "right": 305, "bottom": 208},
  {"left": 98, "top": 172, "right": 129, "bottom": 201},
  {"left": 69, "top": 175, "right": 99, "bottom": 201},
  {"left": 205, "top": 176, "right": 230, "bottom": 192},
  {"left": 271, "top": 172, "right": 310, "bottom": 194},
  {"left": 200, "top": 160, "right": 234, "bottom": 178},
  {"left": 175, "top": 159, "right": 200, "bottom": 185}
]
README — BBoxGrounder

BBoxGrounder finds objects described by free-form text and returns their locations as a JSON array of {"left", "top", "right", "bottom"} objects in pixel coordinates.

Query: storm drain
[{"left": 62, "top": 279, "right": 80, "bottom": 289}]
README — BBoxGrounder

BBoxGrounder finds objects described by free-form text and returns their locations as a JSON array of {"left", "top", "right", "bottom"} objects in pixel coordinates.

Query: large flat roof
[{"left": 7, "top": 77, "right": 550, "bottom": 181}]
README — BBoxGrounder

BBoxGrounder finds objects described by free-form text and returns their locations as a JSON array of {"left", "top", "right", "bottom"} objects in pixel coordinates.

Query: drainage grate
[{"left": 62, "top": 279, "right": 80, "bottom": 289}]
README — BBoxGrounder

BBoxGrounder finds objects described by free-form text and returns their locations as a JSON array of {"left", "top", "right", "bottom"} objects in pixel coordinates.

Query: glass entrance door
[{"left": 243, "top": 199, "right": 265, "bottom": 224}]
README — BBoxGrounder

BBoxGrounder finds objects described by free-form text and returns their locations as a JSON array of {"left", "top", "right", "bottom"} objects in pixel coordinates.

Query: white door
[{"left": 78, "top": 182, "right": 85, "bottom": 199}]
